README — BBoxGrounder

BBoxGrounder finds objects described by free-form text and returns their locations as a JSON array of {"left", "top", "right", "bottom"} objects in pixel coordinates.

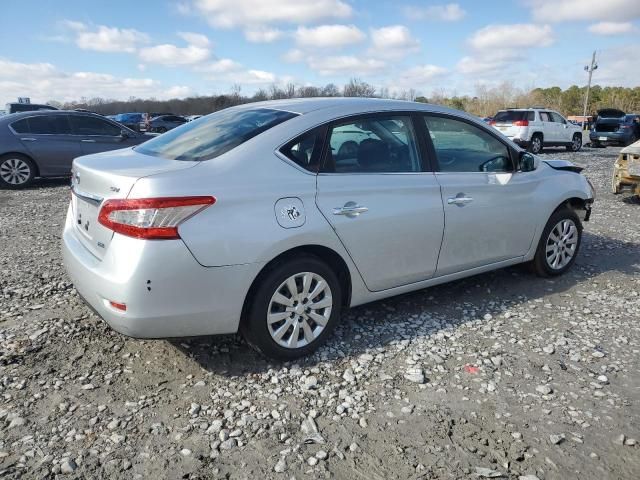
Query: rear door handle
[
  {"left": 20, "top": 137, "right": 36, "bottom": 142},
  {"left": 81, "top": 139, "right": 96, "bottom": 143},
  {"left": 333, "top": 204, "right": 368, "bottom": 217},
  {"left": 447, "top": 195, "right": 473, "bottom": 206}
]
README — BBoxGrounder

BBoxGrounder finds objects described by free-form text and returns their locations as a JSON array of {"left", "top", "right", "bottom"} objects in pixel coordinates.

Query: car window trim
[
  {"left": 421, "top": 112, "right": 518, "bottom": 174},
  {"left": 317, "top": 111, "right": 429, "bottom": 175},
  {"left": 8, "top": 114, "right": 74, "bottom": 136}
]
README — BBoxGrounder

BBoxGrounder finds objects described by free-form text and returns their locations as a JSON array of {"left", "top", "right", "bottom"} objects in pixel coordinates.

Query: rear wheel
[
  {"left": 241, "top": 256, "right": 342, "bottom": 360},
  {"left": 0, "top": 154, "right": 36, "bottom": 189},
  {"left": 566, "top": 133, "right": 582, "bottom": 152},
  {"left": 531, "top": 207, "right": 582, "bottom": 277},
  {"left": 529, "top": 134, "right": 543, "bottom": 154}
]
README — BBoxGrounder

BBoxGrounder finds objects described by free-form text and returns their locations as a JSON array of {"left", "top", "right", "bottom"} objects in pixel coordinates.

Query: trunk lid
[
  {"left": 597, "top": 108, "right": 625, "bottom": 119},
  {"left": 71, "top": 147, "right": 196, "bottom": 259}
]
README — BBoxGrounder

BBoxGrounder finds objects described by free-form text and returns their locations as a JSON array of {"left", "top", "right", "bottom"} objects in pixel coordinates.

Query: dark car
[
  {"left": 148, "top": 114, "right": 187, "bottom": 133},
  {"left": 5, "top": 102, "right": 58, "bottom": 114},
  {"left": 114, "top": 112, "right": 145, "bottom": 132},
  {"left": 590, "top": 109, "right": 640, "bottom": 147},
  {"left": 0, "top": 111, "right": 150, "bottom": 188}
]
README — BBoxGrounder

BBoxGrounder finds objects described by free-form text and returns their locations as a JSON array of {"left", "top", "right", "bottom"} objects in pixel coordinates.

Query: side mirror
[{"left": 519, "top": 151, "right": 537, "bottom": 172}]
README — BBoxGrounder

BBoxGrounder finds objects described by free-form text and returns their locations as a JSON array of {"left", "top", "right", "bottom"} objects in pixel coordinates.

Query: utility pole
[{"left": 581, "top": 51, "right": 598, "bottom": 130}]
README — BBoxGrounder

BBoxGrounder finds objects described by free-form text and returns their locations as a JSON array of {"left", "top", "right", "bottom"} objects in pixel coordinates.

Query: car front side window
[
  {"left": 424, "top": 115, "right": 513, "bottom": 173},
  {"left": 70, "top": 116, "right": 121, "bottom": 136},
  {"left": 322, "top": 115, "right": 421, "bottom": 173}
]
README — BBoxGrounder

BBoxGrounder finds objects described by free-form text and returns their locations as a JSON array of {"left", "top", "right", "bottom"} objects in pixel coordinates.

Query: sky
[{"left": 1, "top": 0, "right": 639, "bottom": 105}]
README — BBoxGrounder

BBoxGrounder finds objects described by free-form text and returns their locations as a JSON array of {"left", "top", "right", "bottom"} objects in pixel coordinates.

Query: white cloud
[
  {"left": 138, "top": 44, "right": 211, "bottom": 66},
  {"left": 370, "top": 25, "right": 420, "bottom": 59},
  {"left": 295, "top": 24, "right": 365, "bottom": 48},
  {"left": 192, "top": 0, "right": 352, "bottom": 27},
  {"left": 588, "top": 22, "right": 635, "bottom": 35},
  {"left": 404, "top": 3, "right": 466, "bottom": 21},
  {"left": 282, "top": 49, "right": 305, "bottom": 63},
  {"left": 196, "top": 58, "right": 243, "bottom": 73},
  {"left": 398, "top": 64, "right": 448, "bottom": 84},
  {"left": 469, "top": 24, "right": 554, "bottom": 50},
  {"left": 177, "top": 32, "right": 211, "bottom": 47},
  {"left": 527, "top": 0, "right": 640, "bottom": 22},
  {"left": 0, "top": 58, "right": 189, "bottom": 105},
  {"left": 244, "top": 27, "right": 284, "bottom": 43},
  {"left": 457, "top": 50, "right": 522, "bottom": 74},
  {"left": 308, "top": 56, "right": 386, "bottom": 76},
  {"left": 64, "top": 21, "right": 150, "bottom": 53}
]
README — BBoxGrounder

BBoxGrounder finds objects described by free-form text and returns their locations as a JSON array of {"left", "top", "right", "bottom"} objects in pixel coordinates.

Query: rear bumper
[
  {"left": 590, "top": 132, "right": 629, "bottom": 145},
  {"left": 62, "top": 205, "right": 262, "bottom": 338}
]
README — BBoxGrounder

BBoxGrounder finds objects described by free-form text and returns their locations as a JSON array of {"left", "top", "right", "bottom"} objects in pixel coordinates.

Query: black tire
[
  {"left": 0, "top": 154, "right": 36, "bottom": 189},
  {"left": 528, "top": 134, "right": 543, "bottom": 154},
  {"left": 530, "top": 207, "right": 582, "bottom": 277},
  {"left": 566, "top": 133, "right": 582, "bottom": 152},
  {"left": 241, "top": 255, "right": 342, "bottom": 360}
]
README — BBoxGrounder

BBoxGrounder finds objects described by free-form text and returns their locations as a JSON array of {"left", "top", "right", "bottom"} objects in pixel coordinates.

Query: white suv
[{"left": 490, "top": 108, "right": 582, "bottom": 154}]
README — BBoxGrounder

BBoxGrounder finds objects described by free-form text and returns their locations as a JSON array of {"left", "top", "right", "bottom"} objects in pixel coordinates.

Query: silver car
[{"left": 62, "top": 98, "right": 595, "bottom": 359}]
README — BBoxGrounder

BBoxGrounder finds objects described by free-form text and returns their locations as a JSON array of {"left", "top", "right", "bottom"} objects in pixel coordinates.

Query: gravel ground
[{"left": 1, "top": 146, "right": 639, "bottom": 480}]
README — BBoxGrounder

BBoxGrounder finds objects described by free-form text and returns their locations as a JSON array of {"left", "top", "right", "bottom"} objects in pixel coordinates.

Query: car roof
[
  {"left": 225, "top": 97, "right": 476, "bottom": 118},
  {"left": 0, "top": 110, "right": 105, "bottom": 121}
]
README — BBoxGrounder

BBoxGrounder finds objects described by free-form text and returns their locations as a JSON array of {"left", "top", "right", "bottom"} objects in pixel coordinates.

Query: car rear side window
[
  {"left": 280, "top": 127, "right": 325, "bottom": 172},
  {"left": 424, "top": 115, "right": 513, "bottom": 173},
  {"left": 135, "top": 108, "right": 298, "bottom": 161},
  {"left": 26, "top": 115, "right": 72, "bottom": 134},
  {"left": 69, "top": 115, "right": 122, "bottom": 136},
  {"left": 10, "top": 119, "right": 30, "bottom": 134},
  {"left": 493, "top": 111, "right": 534, "bottom": 122}
]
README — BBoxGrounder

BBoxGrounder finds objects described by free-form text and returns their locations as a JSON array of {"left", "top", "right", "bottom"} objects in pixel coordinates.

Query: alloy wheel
[
  {"left": 267, "top": 272, "right": 333, "bottom": 349},
  {"left": 531, "top": 137, "right": 542, "bottom": 154},
  {"left": 545, "top": 219, "right": 578, "bottom": 270},
  {"left": 0, "top": 158, "right": 31, "bottom": 185},
  {"left": 572, "top": 135, "right": 582, "bottom": 151}
]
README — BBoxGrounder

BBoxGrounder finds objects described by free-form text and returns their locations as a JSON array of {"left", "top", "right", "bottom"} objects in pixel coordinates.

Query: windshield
[
  {"left": 493, "top": 111, "right": 534, "bottom": 122},
  {"left": 135, "top": 108, "right": 298, "bottom": 161}
]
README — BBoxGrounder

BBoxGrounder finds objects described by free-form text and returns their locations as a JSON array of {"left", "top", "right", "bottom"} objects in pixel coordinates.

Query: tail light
[
  {"left": 98, "top": 196, "right": 215, "bottom": 240},
  {"left": 513, "top": 120, "right": 529, "bottom": 126},
  {"left": 488, "top": 120, "right": 496, "bottom": 126}
]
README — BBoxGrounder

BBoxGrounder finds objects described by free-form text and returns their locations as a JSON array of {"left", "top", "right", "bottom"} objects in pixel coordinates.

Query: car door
[
  {"left": 315, "top": 113, "right": 445, "bottom": 292},
  {"left": 551, "top": 112, "right": 571, "bottom": 142},
  {"left": 539, "top": 111, "right": 558, "bottom": 142},
  {"left": 69, "top": 114, "right": 128, "bottom": 155},
  {"left": 13, "top": 114, "right": 82, "bottom": 175},
  {"left": 422, "top": 114, "right": 540, "bottom": 276}
]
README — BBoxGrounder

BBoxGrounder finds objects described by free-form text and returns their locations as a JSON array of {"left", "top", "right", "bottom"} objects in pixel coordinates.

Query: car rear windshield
[
  {"left": 135, "top": 108, "right": 298, "bottom": 161},
  {"left": 493, "top": 111, "right": 534, "bottom": 122}
]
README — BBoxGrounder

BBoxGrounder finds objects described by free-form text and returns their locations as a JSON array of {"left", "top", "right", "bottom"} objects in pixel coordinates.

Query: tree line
[{"left": 49, "top": 79, "right": 640, "bottom": 118}]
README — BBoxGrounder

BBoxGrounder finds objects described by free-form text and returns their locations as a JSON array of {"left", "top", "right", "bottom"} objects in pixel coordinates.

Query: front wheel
[
  {"left": 241, "top": 256, "right": 342, "bottom": 360},
  {"left": 530, "top": 207, "right": 582, "bottom": 277},
  {"left": 566, "top": 133, "right": 582, "bottom": 152}
]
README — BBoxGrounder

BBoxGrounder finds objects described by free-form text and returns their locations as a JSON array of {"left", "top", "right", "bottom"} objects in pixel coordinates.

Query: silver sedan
[{"left": 62, "top": 98, "right": 595, "bottom": 359}]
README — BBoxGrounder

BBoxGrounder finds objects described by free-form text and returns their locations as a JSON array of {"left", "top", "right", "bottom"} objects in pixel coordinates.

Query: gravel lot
[{"left": 1, "top": 146, "right": 639, "bottom": 479}]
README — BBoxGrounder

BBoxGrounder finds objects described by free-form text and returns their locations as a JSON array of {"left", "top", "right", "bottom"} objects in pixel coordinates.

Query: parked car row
[{"left": 0, "top": 111, "right": 150, "bottom": 188}]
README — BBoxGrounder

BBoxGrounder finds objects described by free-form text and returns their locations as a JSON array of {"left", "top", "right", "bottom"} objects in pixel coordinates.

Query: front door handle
[
  {"left": 447, "top": 195, "right": 473, "bottom": 206},
  {"left": 20, "top": 137, "right": 37, "bottom": 142},
  {"left": 333, "top": 202, "right": 368, "bottom": 217},
  {"left": 81, "top": 139, "right": 96, "bottom": 143}
]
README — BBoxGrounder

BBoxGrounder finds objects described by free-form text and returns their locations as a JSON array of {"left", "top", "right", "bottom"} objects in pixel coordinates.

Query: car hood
[
  {"left": 543, "top": 159, "right": 583, "bottom": 173},
  {"left": 621, "top": 139, "right": 640, "bottom": 155},
  {"left": 597, "top": 108, "right": 625, "bottom": 118}
]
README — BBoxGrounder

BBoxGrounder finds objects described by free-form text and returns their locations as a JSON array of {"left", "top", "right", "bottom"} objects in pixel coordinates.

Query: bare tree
[{"left": 343, "top": 78, "right": 376, "bottom": 97}]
